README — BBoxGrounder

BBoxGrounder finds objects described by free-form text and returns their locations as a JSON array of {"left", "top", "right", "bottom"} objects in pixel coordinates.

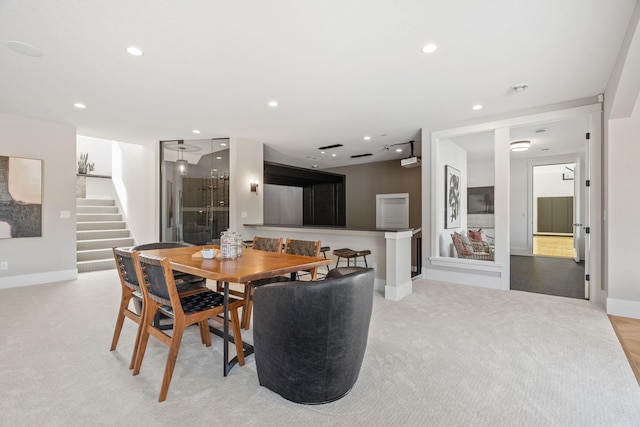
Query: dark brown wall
[{"left": 326, "top": 159, "right": 421, "bottom": 230}]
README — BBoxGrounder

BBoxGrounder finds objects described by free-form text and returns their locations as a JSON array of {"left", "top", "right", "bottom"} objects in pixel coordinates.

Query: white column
[{"left": 384, "top": 230, "right": 413, "bottom": 300}]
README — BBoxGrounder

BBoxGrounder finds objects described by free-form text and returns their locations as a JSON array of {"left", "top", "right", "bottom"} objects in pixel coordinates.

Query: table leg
[
  {"left": 215, "top": 280, "right": 254, "bottom": 376},
  {"left": 223, "top": 280, "right": 230, "bottom": 376}
]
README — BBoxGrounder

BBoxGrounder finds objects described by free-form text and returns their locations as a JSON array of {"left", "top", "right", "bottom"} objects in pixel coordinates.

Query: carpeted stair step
[
  {"left": 77, "top": 221, "right": 127, "bottom": 231},
  {"left": 77, "top": 258, "right": 116, "bottom": 273},
  {"left": 77, "top": 229, "right": 130, "bottom": 241},
  {"left": 77, "top": 237, "right": 135, "bottom": 251}
]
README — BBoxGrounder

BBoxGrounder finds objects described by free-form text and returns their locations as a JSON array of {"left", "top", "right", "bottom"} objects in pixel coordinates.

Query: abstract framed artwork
[
  {"left": 0, "top": 156, "right": 43, "bottom": 238},
  {"left": 445, "top": 165, "right": 461, "bottom": 229}
]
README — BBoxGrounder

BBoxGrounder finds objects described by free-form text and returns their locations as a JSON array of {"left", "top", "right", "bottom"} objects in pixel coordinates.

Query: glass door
[{"left": 160, "top": 138, "right": 230, "bottom": 245}]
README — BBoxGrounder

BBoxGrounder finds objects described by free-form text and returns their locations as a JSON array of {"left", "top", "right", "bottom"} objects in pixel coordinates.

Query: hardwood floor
[
  {"left": 609, "top": 315, "right": 640, "bottom": 386},
  {"left": 533, "top": 235, "right": 575, "bottom": 258}
]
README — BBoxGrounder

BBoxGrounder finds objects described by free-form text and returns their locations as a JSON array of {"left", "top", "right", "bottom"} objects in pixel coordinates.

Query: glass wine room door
[{"left": 160, "top": 138, "right": 230, "bottom": 245}]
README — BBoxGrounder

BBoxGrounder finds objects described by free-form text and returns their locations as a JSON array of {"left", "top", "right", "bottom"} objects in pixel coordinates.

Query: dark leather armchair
[{"left": 252, "top": 267, "right": 375, "bottom": 404}]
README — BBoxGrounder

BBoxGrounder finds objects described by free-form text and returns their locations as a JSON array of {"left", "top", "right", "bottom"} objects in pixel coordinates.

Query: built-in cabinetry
[{"left": 537, "top": 196, "right": 573, "bottom": 233}]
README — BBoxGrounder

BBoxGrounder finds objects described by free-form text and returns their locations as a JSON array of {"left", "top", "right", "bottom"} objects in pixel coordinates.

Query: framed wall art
[
  {"left": 0, "top": 155, "right": 43, "bottom": 238},
  {"left": 445, "top": 165, "right": 461, "bottom": 229}
]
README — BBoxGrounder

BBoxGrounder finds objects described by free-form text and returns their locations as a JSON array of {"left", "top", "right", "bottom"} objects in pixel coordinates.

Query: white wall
[
  {"left": 0, "top": 114, "right": 77, "bottom": 288},
  {"left": 436, "top": 138, "right": 467, "bottom": 257},
  {"left": 606, "top": 94, "right": 640, "bottom": 316},
  {"left": 76, "top": 135, "right": 112, "bottom": 176},
  {"left": 604, "top": 0, "right": 640, "bottom": 318},
  {"left": 112, "top": 140, "right": 158, "bottom": 245},
  {"left": 229, "top": 138, "right": 263, "bottom": 239},
  {"left": 509, "top": 157, "right": 529, "bottom": 254}
]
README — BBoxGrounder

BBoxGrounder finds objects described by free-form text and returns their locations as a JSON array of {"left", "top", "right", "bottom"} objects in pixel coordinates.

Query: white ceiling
[{"left": 0, "top": 0, "right": 636, "bottom": 169}]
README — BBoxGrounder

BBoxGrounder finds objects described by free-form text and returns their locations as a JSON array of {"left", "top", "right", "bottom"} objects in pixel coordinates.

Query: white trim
[
  {"left": 0, "top": 269, "right": 77, "bottom": 290},
  {"left": 607, "top": 297, "right": 640, "bottom": 320},
  {"left": 385, "top": 280, "right": 412, "bottom": 301},
  {"left": 429, "top": 256, "right": 505, "bottom": 272}
]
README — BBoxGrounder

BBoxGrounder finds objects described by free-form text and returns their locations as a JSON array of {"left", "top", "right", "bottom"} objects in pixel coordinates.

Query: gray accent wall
[
  {"left": 264, "top": 184, "right": 303, "bottom": 225},
  {"left": 326, "top": 159, "right": 421, "bottom": 230}
]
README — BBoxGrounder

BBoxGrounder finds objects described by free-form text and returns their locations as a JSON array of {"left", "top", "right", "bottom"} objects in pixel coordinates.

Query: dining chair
[
  {"left": 131, "top": 252, "right": 245, "bottom": 402},
  {"left": 131, "top": 242, "right": 207, "bottom": 330},
  {"left": 110, "top": 247, "right": 145, "bottom": 370},
  {"left": 239, "top": 236, "right": 286, "bottom": 329},
  {"left": 283, "top": 238, "right": 322, "bottom": 281},
  {"left": 242, "top": 238, "right": 321, "bottom": 330}
]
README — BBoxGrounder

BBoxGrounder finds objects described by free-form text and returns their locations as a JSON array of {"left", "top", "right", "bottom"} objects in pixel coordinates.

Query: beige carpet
[{"left": 1, "top": 270, "right": 639, "bottom": 426}]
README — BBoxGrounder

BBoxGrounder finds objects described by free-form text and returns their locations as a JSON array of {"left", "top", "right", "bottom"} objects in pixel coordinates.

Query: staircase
[{"left": 76, "top": 198, "right": 135, "bottom": 273}]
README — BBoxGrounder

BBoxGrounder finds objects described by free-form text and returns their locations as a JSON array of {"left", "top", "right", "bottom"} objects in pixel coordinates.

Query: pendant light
[{"left": 177, "top": 140, "right": 188, "bottom": 175}]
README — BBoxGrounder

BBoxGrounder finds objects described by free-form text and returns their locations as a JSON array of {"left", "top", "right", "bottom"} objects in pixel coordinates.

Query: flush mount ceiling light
[
  {"left": 421, "top": 43, "right": 438, "bottom": 53},
  {"left": 6, "top": 40, "right": 43, "bottom": 57},
  {"left": 510, "top": 140, "right": 531, "bottom": 151},
  {"left": 126, "top": 46, "right": 143, "bottom": 56},
  {"left": 512, "top": 83, "right": 528, "bottom": 93}
]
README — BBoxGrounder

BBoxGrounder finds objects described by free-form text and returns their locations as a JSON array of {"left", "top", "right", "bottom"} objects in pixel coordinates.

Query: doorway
[
  {"left": 532, "top": 163, "right": 577, "bottom": 258},
  {"left": 509, "top": 117, "right": 589, "bottom": 300},
  {"left": 160, "top": 138, "right": 230, "bottom": 245}
]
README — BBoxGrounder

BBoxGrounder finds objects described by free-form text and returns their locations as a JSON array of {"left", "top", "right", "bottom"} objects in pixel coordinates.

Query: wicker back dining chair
[
  {"left": 131, "top": 252, "right": 245, "bottom": 402},
  {"left": 239, "top": 236, "right": 286, "bottom": 329},
  {"left": 110, "top": 247, "right": 145, "bottom": 370}
]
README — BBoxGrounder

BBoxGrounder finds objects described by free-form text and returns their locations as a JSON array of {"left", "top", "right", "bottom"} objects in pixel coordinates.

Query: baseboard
[
  {"left": 385, "top": 280, "right": 412, "bottom": 301},
  {"left": 510, "top": 247, "right": 531, "bottom": 256},
  {"left": 606, "top": 297, "right": 640, "bottom": 320},
  {"left": 0, "top": 269, "right": 77, "bottom": 290}
]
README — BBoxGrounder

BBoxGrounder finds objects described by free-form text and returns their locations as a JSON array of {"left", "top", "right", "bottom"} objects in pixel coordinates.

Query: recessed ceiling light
[
  {"left": 216, "top": 156, "right": 222, "bottom": 160},
  {"left": 73, "top": 103, "right": 86, "bottom": 109},
  {"left": 331, "top": 153, "right": 337, "bottom": 157},
  {"left": 395, "top": 148, "right": 403, "bottom": 153},
  {"left": 422, "top": 43, "right": 438, "bottom": 54},
  {"left": 6, "top": 41, "right": 43, "bottom": 57},
  {"left": 126, "top": 46, "right": 143, "bottom": 56},
  {"left": 192, "top": 129, "right": 201, "bottom": 134},
  {"left": 320, "top": 151, "right": 325, "bottom": 154},
  {"left": 472, "top": 104, "right": 483, "bottom": 110},
  {"left": 268, "top": 101, "right": 278, "bottom": 107},
  {"left": 311, "top": 165, "right": 319, "bottom": 169},
  {"left": 220, "top": 143, "right": 227, "bottom": 146},
  {"left": 363, "top": 136, "right": 371, "bottom": 141}
]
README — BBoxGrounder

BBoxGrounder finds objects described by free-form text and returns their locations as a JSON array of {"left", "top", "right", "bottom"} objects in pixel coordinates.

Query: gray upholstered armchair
[{"left": 252, "top": 267, "right": 374, "bottom": 404}]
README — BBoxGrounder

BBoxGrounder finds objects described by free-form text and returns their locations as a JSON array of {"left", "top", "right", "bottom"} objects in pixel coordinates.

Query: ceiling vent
[
  {"left": 351, "top": 153, "right": 373, "bottom": 158},
  {"left": 318, "top": 144, "right": 343, "bottom": 150}
]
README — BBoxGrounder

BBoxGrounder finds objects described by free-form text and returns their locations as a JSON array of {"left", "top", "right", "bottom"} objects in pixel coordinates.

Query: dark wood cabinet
[{"left": 537, "top": 196, "right": 573, "bottom": 233}]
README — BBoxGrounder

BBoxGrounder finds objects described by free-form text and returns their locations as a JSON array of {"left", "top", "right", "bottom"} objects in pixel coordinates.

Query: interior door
[
  {"left": 583, "top": 132, "right": 591, "bottom": 299},
  {"left": 573, "top": 157, "right": 582, "bottom": 263}
]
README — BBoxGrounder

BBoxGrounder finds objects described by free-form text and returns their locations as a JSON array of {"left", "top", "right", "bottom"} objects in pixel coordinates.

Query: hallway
[{"left": 510, "top": 255, "right": 585, "bottom": 299}]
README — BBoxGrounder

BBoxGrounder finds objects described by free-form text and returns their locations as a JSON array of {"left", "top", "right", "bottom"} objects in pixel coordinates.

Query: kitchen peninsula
[{"left": 243, "top": 224, "right": 414, "bottom": 301}]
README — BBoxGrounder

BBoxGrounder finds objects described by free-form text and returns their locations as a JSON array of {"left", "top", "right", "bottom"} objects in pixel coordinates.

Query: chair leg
[
  {"left": 230, "top": 308, "right": 245, "bottom": 366},
  {"left": 129, "top": 303, "right": 146, "bottom": 370},
  {"left": 158, "top": 320, "right": 185, "bottom": 402},
  {"left": 133, "top": 304, "right": 157, "bottom": 376},
  {"left": 199, "top": 320, "right": 212, "bottom": 347},
  {"left": 110, "top": 293, "right": 131, "bottom": 351},
  {"left": 242, "top": 286, "right": 254, "bottom": 330}
]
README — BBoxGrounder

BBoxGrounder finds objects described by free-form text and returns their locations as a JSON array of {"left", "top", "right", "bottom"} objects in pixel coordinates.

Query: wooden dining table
[{"left": 139, "top": 245, "right": 332, "bottom": 376}]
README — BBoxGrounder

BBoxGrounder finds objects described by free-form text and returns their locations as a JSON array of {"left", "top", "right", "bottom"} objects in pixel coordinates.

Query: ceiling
[{"left": 0, "top": 1, "right": 636, "bottom": 169}]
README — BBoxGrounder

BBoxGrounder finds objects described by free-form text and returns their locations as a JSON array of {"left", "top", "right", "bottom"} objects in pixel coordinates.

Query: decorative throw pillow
[
  {"left": 460, "top": 232, "right": 475, "bottom": 254},
  {"left": 468, "top": 230, "right": 483, "bottom": 242},
  {"left": 451, "top": 232, "right": 467, "bottom": 256}
]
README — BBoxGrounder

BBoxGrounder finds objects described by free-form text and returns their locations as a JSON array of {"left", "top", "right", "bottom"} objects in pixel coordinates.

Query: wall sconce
[{"left": 250, "top": 180, "right": 259, "bottom": 195}]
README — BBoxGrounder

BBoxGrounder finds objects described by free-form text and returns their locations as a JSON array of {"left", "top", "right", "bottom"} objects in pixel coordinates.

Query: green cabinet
[{"left": 537, "top": 196, "right": 573, "bottom": 233}]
